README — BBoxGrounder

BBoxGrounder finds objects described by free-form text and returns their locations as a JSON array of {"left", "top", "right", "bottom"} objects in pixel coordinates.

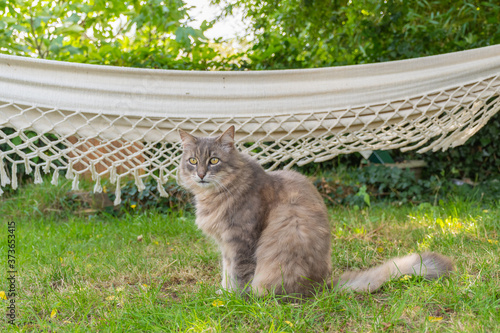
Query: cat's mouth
[{"left": 197, "top": 179, "right": 211, "bottom": 187}]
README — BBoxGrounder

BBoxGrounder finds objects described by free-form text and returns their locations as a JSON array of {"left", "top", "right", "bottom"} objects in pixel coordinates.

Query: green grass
[{"left": 0, "top": 180, "right": 499, "bottom": 332}]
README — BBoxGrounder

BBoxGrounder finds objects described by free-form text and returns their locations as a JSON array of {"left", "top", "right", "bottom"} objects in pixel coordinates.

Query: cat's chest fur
[
  {"left": 194, "top": 195, "right": 235, "bottom": 242},
  {"left": 194, "top": 188, "right": 265, "bottom": 245}
]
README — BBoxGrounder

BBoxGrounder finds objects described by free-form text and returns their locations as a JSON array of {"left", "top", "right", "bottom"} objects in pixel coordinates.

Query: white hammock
[{"left": 1, "top": 45, "right": 500, "bottom": 203}]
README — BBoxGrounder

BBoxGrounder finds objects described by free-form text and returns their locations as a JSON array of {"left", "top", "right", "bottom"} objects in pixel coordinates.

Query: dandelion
[
  {"left": 284, "top": 321, "right": 294, "bottom": 327},
  {"left": 488, "top": 239, "right": 498, "bottom": 244},
  {"left": 50, "top": 309, "right": 57, "bottom": 318},
  {"left": 428, "top": 316, "right": 443, "bottom": 322},
  {"left": 212, "top": 299, "right": 224, "bottom": 307},
  {"left": 131, "top": 204, "right": 137, "bottom": 209},
  {"left": 400, "top": 275, "right": 411, "bottom": 281},
  {"left": 153, "top": 241, "right": 159, "bottom": 245},
  {"left": 0, "top": 291, "right": 7, "bottom": 300}
]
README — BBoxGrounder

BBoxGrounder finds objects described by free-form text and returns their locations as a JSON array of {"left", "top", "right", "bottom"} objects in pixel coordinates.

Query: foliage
[
  {"left": 51, "top": 177, "right": 192, "bottom": 216},
  {"left": 0, "top": 0, "right": 234, "bottom": 69},
  {"left": 108, "top": 177, "right": 192, "bottom": 213},
  {"left": 315, "top": 164, "right": 500, "bottom": 208},
  {"left": 402, "top": 111, "right": 500, "bottom": 182},
  {"left": 218, "top": 0, "right": 500, "bottom": 69}
]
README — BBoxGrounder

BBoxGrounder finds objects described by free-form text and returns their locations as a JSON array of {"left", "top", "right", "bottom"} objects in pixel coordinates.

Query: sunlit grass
[{"left": 0, "top": 180, "right": 498, "bottom": 332}]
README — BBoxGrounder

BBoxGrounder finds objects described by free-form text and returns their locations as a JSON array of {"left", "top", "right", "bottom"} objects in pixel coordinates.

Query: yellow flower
[
  {"left": 153, "top": 241, "right": 159, "bottom": 245},
  {"left": 400, "top": 275, "right": 411, "bottom": 281},
  {"left": 376, "top": 247, "right": 384, "bottom": 253},
  {"left": 428, "top": 316, "right": 443, "bottom": 322},
  {"left": 212, "top": 299, "right": 224, "bottom": 307},
  {"left": 0, "top": 291, "right": 7, "bottom": 300},
  {"left": 131, "top": 204, "right": 137, "bottom": 209},
  {"left": 50, "top": 309, "right": 57, "bottom": 318},
  {"left": 488, "top": 239, "right": 498, "bottom": 244},
  {"left": 284, "top": 321, "right": 294, "bottom": 327}
]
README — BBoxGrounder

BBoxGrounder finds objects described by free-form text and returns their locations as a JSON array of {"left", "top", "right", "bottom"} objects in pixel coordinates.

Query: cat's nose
[{"left": 197, "top": 171, "right": 206, "bottom": 179}]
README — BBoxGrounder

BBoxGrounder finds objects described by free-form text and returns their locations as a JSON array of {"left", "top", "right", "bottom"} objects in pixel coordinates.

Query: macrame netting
[{"left": 1, "top": 45, "right": 500, "bottom": 204}]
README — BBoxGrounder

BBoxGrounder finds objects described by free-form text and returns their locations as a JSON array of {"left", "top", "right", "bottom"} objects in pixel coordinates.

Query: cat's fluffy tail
[{"left": 331, "top": 252, "right": 454, "bottom": 293}]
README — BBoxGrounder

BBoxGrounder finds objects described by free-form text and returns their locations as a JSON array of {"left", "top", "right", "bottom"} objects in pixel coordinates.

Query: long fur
[
  {"left": 178, "top": 126, "right": 454, "bottom": 296},
  {"left": 331, "top": 252, "right": 454, "bottom": 292}
]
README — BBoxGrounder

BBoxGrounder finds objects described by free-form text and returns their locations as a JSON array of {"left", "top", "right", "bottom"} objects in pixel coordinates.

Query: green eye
[
  {"left": 188, "top": 158, "right": 197, "bottom": 165},
  {"left": 209, "top": 157, "right": 220, "bottom": 165}
]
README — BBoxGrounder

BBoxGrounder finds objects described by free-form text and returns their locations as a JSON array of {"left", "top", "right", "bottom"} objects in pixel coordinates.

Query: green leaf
[
  {"left": 1, "top": 17, "right": 17, "bottom": 24},
  {"left": 53, "top": 24, "right": 84, "bottom": 35}
]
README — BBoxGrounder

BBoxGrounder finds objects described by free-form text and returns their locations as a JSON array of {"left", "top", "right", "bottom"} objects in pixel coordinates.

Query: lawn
[{"left": 0, "top": 180, "right": 499, "bottom": 332}]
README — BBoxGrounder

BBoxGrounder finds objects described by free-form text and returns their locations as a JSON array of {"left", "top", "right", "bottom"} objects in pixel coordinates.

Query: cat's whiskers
[{"left": 212, "top": 178, "right": 235, "bottom": 201}]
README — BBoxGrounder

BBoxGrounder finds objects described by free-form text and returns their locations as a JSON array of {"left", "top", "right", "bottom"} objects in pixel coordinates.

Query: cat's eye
[
  {"left": 188, "top": 158, "right": 197, "bottom": 165},
  {"left": 209, "top": 157, "right": 220, "bottom": 165}
]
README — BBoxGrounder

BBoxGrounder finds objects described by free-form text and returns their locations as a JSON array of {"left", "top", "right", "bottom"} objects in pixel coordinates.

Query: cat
[{"left": 177, "top": 126, "right": 454, "bottom": 296}]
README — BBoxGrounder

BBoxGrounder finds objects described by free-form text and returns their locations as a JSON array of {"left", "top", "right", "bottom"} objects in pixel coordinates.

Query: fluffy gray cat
[{"left": 178, "top": 126, "right": 454, "bottom": 296}]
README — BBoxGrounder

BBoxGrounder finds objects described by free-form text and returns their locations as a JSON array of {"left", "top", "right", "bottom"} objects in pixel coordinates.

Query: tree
[
  {"left": 217, "top": 0, "right": 500, "bottom": 69},
  {"left": 0, "top": 0, "right": 227, "bottom": 69}
]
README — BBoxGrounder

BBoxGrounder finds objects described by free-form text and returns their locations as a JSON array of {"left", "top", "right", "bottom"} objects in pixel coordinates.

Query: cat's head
[{"left": 178, "top": 126, "right": 239, "bottom": 193}]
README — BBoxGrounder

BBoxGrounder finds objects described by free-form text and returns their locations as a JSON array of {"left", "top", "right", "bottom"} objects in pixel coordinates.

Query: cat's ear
[
  {"left": 179, "top": 129, "right": 197, "bottom": 148},
  {"left": 216, "top": 125, "right": 235, "bottom": 149}
]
